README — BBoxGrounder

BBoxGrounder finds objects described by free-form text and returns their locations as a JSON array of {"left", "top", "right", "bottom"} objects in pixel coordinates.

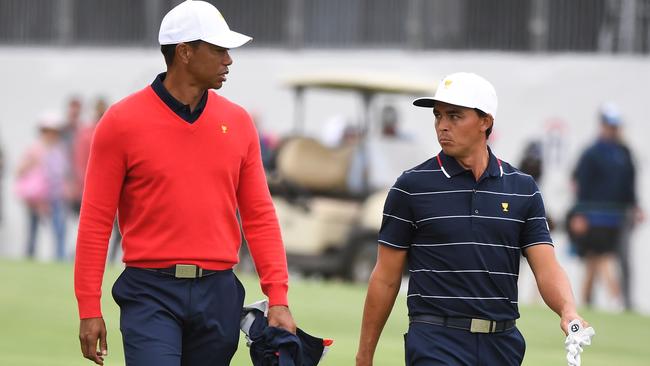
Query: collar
[
  {"left": 436, "top": 146, "right": 503, "bottom": 179},
  {"left": 151, "top": 72, "right": 208, "bottom": 123}
]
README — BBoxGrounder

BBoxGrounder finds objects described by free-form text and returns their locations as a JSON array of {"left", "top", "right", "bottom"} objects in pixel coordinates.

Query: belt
[
  {"left": 136, "top": 264, "right": 220, "bottom": 279},
  {"left": 409, "top": 314, "right": 516, "bottom": 334}
]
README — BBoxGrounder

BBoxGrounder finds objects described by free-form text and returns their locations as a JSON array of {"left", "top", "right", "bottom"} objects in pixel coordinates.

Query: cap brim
[
  {"left": 413, "top": 97, "right": 436, "bottom": 108},
  {"left": 203, "top": 30, "right": 252, "bottom": 49},
  {"left": 603, "top": 118, "right": 621, "bottom": 126},
  {"left": 413, "top": 97, "right": 484, "bottom": 113}
]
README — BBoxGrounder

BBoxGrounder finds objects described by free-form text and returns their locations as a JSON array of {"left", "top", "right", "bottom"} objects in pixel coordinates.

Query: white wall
[{"left": 1, "top": 47, "right": 649, "bottom": 312}]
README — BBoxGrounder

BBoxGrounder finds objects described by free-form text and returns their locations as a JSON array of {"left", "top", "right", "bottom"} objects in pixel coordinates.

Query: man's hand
[
  {"left": 564, "top": 318, "right": 595, "bottom": 366},
  {"left": 268, "top": 305, "right": 297, "bottom": 334},
  {"left": 560, "top": 312, "right": 589, "bottom": 336},
  {"left": 79, "top": 317, "right": 108, "bottom": 365},
  {"left": 568, "top": 214, "right": 589, "bottom": 236}
]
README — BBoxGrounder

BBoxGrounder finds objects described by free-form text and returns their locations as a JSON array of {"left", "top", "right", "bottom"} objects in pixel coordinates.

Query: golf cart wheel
[{"left": 349, "top": 242, "right": 378, "bottom": 283}]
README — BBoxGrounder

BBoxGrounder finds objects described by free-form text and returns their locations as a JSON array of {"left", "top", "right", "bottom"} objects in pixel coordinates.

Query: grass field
[{"left": 0, "top": 259, "right": 648, "bottom": 366}]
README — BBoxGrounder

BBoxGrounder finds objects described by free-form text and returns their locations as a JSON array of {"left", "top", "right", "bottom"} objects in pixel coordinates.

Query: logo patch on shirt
[
  {"left": 501, "top": 202, "right": 509, "bottom": 212},
  {"left": 221, "top": 125, "right": 228, "bottom": 134}
]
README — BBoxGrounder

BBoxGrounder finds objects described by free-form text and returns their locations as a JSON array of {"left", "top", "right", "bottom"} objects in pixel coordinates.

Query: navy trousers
[
  {"left": 405, "top": 322, "right": 526, "bottom": 366},
  {"left": 111, "top": 267, "right": 245, "bottom": 366}
]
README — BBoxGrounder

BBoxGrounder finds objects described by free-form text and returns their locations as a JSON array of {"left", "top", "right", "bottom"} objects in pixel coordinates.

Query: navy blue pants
[
  {"left": 405, "top": 322, "right": 526, "bottom": 366},
  {"left": 111, "top": 267, "right": 245, "bottom": 366}
]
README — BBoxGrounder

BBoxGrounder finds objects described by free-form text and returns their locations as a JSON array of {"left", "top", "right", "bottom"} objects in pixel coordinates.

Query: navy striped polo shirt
[{"left": 379, "top": 148, "right": 552, "bottom": 321}]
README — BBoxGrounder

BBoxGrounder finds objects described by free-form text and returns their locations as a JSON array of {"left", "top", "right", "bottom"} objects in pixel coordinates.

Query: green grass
[{"left": 0, "top": 259, "right": 648, "bottom": 365}]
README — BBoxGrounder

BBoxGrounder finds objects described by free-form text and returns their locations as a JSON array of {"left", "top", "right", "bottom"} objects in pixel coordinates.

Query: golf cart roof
[{"left": 284, "top": 73, "right": 434, "bottom": 96}]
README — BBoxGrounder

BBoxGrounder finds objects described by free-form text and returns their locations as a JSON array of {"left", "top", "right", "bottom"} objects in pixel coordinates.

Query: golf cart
[{"left": 245, "top": 73, "right": 434, "bottom": 282}]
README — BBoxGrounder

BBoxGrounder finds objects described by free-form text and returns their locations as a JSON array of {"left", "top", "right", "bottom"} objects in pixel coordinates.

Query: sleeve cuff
[
  {"left": 378, "top": 239, "right": 409, "bottom": 250},
  {"left": 521, "top": 242, "right": 554, "bottom": 257},
  {"left": 265, "top": 283, "right": 289, "bottom": 307},
  {"left": 521, "top": 241, "right": 554, "bottom": 249},
  {"left": 77, "top": 296, "right": 103, "bottom": 319}
]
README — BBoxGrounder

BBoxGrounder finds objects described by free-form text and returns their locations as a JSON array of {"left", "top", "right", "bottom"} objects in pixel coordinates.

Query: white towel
[{"left": 565, "top": 319, "right": 595, "bottom": 366}]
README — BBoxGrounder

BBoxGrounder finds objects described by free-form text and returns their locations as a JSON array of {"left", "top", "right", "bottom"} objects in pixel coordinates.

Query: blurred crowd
[
  {"left": 8, "top": 94, "right": 645, "bottom": 312},
  {"left": 13, "top": 96, "right": 121, "bottom": 262}
]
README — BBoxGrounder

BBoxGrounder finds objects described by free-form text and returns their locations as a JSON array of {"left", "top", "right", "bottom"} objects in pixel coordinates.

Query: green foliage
[{"left": 0, "top": 260, "right": 648, "bottom": 366}]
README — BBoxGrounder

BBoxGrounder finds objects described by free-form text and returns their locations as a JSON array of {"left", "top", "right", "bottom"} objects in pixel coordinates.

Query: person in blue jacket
[{"left": 571, "top": 102, "right": 644, "bottom": 310}]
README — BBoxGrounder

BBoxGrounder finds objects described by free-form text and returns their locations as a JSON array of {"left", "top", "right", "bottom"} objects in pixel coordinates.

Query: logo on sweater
[
  {"left": 221, "top": 125, "right": 228, "bottom": 133},
  {"left": 501, "top": 202, "right": 509, "bottom": 212}
]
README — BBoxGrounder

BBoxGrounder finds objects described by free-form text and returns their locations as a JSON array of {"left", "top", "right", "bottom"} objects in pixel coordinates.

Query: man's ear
[
  {"left": 480, "top": 114, "right": 494, "bottom": 133},
  {"left": 175, "top": 43, "right": 193, "bottom": 65}
]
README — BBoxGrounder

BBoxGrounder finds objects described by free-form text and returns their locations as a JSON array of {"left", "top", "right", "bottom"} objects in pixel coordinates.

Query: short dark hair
[
  {"left": 160, "top": 40, "right": 202, "bottom": 66},
  {"left": 475, "top": 108, "right": 493, "bottom": 138}
]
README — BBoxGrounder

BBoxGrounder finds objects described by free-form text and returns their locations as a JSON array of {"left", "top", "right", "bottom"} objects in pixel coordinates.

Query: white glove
[{"left": 565, "top": 319, "right": 595, "bottom": 366}]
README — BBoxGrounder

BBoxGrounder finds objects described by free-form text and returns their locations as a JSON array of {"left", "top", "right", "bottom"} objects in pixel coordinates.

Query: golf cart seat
[{"left": 275, "top": 137, "right": 356, "bottom": 194}]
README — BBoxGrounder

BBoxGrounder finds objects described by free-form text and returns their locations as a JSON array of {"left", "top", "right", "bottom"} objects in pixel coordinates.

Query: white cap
[
  {"left": 413, "top": 72, "right": 498, "bottom": 118},
  {"left": 38, "top": 111, "right": 65, "bottom": 130},
  {"left": 158, "top": 0, "right": 252, "bottom": 48},
  {"left": 599, "top": 102, "right": 622, "bottom": 126}
]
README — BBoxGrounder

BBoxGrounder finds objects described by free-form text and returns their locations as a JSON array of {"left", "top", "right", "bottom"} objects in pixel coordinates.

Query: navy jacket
[{"left": 241, "top": 300, "right": 330, "bottom": 366}]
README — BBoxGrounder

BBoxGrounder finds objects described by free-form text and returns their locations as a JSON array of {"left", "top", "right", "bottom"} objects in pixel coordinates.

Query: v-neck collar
[
  {"left": 151, "top": 72, "right": 208, "bottom": 124},
  {"left": 148, "top": 85, "right": 211, "bottom": 132}
]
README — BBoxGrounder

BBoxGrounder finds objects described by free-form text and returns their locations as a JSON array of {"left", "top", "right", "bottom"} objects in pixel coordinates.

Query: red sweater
[{"left": 74, "top": 86, "right": 288, "bottom": 319}]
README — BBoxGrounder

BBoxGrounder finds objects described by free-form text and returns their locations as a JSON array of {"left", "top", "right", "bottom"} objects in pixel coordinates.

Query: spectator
[
  {"left": 570, "top": 102, "right": 643, "bottom": 310},
  {"left": 379, "top": 105, "right": 412, "bottom": 140},
  {"left": 61, "top": 96, "right": 84, "bottom": 213},
  {"left": 518, "top": 140, "right": 543, "bottom": 182},
  {"left": 15, "top": 112, "right": 69, "bottom": 260},
  {"left": 380, "top": 105, "right": 399, "bottom": 137},
  {"left": 518, "top": 140, "right": 554, "bottom": 231},
  {"left": 251, "top": 113, "right": 279, "bottom": 171},
  {"left": 73, "top": 97, "right": 107, "bottom": 200},
  {"left": 320, "top": 115, "right": 350, "bottom": 147},
  {"left": 73, "top": 97, "right": 124, "bottom": 262}
]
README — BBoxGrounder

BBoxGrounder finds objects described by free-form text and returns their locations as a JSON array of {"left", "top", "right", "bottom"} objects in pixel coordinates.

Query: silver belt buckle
[
  {"left": 470, "top": 318, "right": 492, "bottom": 333},
  {"left": 175, "top": 264, "right": 198, "bottom": 278}
]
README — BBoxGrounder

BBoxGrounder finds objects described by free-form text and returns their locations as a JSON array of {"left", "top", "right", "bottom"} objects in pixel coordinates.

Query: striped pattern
[
  {"left": 409, "top": 269, "right": 519, "bottom": 277},
  {"left": 416, "top": 215, "right": 526, "bottom": 224},
  {"left": 391, "top": 187, "right": 541, "bottom": 198},
  {"left": 378, "top": 150, "right": 553, "bottom": 320},
  {"left": 412, "top": 241, "right": 520, "bottom": 250}
]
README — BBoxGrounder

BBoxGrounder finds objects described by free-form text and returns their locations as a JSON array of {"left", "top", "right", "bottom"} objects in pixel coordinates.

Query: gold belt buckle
[
  {"left": 175, "top": 264, "right": 198, "bottom": 278},
  {"left": 470, "top": 318, "right": 492, "bottom": 333}
]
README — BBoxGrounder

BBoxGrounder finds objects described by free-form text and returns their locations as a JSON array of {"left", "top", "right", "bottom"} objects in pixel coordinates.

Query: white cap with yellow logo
[
  {"left": 159, "top": 0, "right": 252, "bottom": 48},
  {"left": 413, "top": 72, "right": 498, "bottom": 118}
]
